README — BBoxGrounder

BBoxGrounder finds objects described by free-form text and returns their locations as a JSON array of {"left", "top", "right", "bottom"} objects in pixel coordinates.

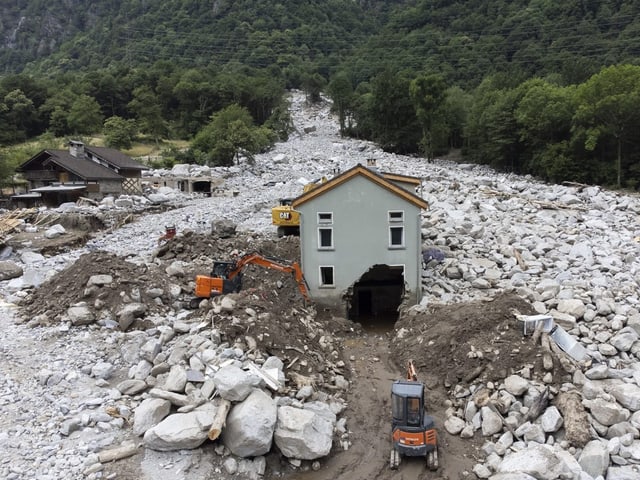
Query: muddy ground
[{"left": 11, "top": 216, "right": 546, "bottom": 480}]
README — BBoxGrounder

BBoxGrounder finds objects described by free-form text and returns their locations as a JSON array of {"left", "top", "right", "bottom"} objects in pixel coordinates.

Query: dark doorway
[
  {"left": 348, "top": 264, "right": 405, "bottom": 330},
  {"left": 192, "top": 180, "right": 212, "bottom": 196}
]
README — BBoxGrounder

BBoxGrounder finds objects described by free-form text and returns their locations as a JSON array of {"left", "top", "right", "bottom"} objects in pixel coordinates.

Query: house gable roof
[
  {"left": 379, "top": 171, "right": 422, "bottom": 186},
  {"left": 85, "top": 146, "right": 148, "bottom": 171},
  {"left": 18, "top": 149, "right": 124, "bottom": 180},
  {"left": 291, "top": 164, "right": 428, "bottom": 210}
]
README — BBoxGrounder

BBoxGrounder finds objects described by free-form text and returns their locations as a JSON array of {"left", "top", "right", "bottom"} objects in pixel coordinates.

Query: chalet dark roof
[
  {"left": 19, "top": 149, "right": 123, "bottom": 180},
  {"left": 292, "top": 164, "right": 429, "bottom": 210},
  {"left": 85, "top": 146, "right": 147, "bottom": 171}
]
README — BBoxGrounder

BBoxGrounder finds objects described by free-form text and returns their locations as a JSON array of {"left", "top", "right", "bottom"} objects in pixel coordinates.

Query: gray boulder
[
  {"left": 87, "top": 274, "right": 113, "bottom": 287},
  {"left": 213, "top": 365, "right": 259, "bottom": 402},
  {"left": 489, "top": 474, "right": 537, "bottom": 480},
  {"left": 143, "top": 402, "right": 216, "bottom": 451},
  {"left": 116, "top": 302, "right": 147, "bottom": 331},
  {"left": 211, "top": 219, "right": 237, "bottom": 238},
  {"left": 539, "top": 406, "right": 564, "bottom": 433},
  {"left": 0, "top": 261, "right": 23, "bottom": 281},
  {"left": 610, "top": 328, "right": 639, "bottom": 352},
  {"left": 610, "top": 384, "right": 640, "bottom": 412},
  {"left": 67, "top": 305, "right": 95, "bottom": 326},
  {"left": 133, "top": 398, "right": 171, "bottom": 436},
  {"left": 222, "top": 389, "right": 277, "bottom": 457},
  {"left": 481, "top": 406, "right": 503, "bottom": 436},
  {"left": 605, "top": 465, "right": 640, "bottom": 480},
  {"left": 578, "top": 440, "right": 609, "bottom": 479},
  {"left": 274, "top": 405, "right": 335, "bottom": 460},
  {"left": 496, "top": 444, "right": 581, "bottom": 480},
  {"left": 44, "top": 224, "right": 66, "bottom": 238},
  {"left": 504, "top": 375, "right": 529, "bottom": 396},
  {"left": 116, "top": 379, "right": 147, "bottom": 396},
  {"left": 163, "top": 365, "right": 188, "bottom": 393},
  {"left": 585, "top": 398, "right": 630, "bottom": 426}
]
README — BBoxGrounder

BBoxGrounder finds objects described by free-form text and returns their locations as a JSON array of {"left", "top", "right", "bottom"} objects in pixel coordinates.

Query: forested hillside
[{"left": 2, "top": 0, "right": 640, "bottom": 189}]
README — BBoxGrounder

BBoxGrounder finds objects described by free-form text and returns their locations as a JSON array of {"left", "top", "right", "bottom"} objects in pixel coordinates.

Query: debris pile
[{"left": 3, "top": 91, "right": 640, "bottom": 480}]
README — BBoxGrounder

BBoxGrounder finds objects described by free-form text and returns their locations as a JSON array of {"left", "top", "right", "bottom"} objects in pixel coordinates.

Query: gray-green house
[{"left": 291, "top": 164, "right": 428, "bottom": 321}]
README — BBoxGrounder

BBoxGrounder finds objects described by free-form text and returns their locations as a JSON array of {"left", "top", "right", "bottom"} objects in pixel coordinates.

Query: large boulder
[
  {"left": 143, "top": 402, "right": 216, "bottom": 451},
  {"left": 578, "top": 440, "right": 609, "bottom": 479},
  {"left": 213, "top": 365, "right": 260, "bottom": 402},
  {"left": 222, "top": 389, "right": 277, "bottom": 457},
  {"left": 274, "top": 405, "right": 335, "bottom": 460},
  {"left": 133, "top": 398, "right": 171, "bottom": 436},
  {"left": 0, "top": 261, "right": 23, "bottom": 281},
  {"left": 610, "top": 383, "right": 640, "bottom": 412},
  {"left": 495, "top": 444, "right": 581, "bottom": 480},
  {"left": 116, "top": 302, "right": 147, "bottom": 331}
]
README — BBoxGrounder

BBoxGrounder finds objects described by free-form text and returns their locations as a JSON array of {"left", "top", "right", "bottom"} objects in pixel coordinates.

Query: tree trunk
[
  {"left": 555, "top": 391, "right": 590, "bottom": 448},
  {"left": 98, "top": 442, "right": 140, "bottom": 463},
  {"left": 208, "top": 399, "right": 232, "bottom": 441}
]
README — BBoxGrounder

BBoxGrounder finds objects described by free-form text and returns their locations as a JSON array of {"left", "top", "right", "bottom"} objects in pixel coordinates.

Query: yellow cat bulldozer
[{"left": 271, "top": 176, "right": 327, "bottom": 236}]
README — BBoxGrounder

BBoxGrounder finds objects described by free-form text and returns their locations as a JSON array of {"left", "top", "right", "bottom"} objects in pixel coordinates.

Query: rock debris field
[{"left": 1, "top": 91, "right": 640, "bottom": 480}]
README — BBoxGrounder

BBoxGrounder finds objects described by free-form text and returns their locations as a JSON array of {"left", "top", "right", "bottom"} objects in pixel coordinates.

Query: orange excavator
[
  {"left": 191, "top": 252, "right": 310, "bottom": 308},
  {"left": 390, "top": 360, "right": 438, "bottom": 470}
]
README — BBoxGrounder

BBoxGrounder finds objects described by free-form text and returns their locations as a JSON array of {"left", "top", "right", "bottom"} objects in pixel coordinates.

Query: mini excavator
[
  {"left": 191, "top": 252, "right": 310, "bottom": 308},
  {"left": 390, "top": 360, "right": 438, "bottom": 470}
]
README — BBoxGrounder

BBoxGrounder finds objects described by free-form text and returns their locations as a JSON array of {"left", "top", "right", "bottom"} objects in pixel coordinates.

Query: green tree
[
  {"left": 191, "top": 104, "right": 274, "bottom": 166},
  {"left": 173, "top": 69, "right": 218, "bottom": 135},
  {"left": 104, "top": 116, "right": 137, "bottom": 149},
  {"left": 0, "top": 89, "right": 38, "bottom": 143},
  {"left": 301, "top": 72, "right": 326, "bottom": 104},
  {"left": 357, "top": 70, "right": 420, "bottom": 153},
  {"left": 514, "top": 79, "right": 577, "bottom": 180},
  {"left": 67, "top": 94, "right": 104, "bottom": 134},
  {"left": 573, "top": 65, "right": 640, "bottom": 187},
  {"left": 409, "top": 74, "right": 447, "bottom": 162},
  {"left": 466, "top": 77, "right": 523, "bottom": 171},
  {"left": 128, "top": 86, "right": 167, "bottom": 144},
  {"left": 327, "top": 72, "right": 354, "bottom": 136}
]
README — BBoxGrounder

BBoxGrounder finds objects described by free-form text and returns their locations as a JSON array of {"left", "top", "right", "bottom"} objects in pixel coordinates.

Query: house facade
[
  {"left": 16, "top": 141, "right": 147, "bottom": 206},
  {"left": 291, "top": 164, "right": 428, "bottom": 320}
]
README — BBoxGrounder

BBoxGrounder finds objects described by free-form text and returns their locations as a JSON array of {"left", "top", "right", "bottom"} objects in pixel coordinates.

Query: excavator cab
[
  {"left": 211, "top": 261, "right": 236, "bottom": 278},
  {"left": 390, "top": 379, "right": 438, "bottom": 470}
]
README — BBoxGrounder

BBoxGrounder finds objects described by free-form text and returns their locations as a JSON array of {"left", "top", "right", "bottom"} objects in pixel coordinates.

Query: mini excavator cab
[{"left": 390, "top": 361, "right": 438, "bottom": 470}]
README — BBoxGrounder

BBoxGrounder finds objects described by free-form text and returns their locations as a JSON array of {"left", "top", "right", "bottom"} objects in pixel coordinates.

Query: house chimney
[
  {"left": 366, "top": 158, "right": 378, "bottom": 172},
  {"left": 69, "top": 140, "right": 85, "bottom": 158}
]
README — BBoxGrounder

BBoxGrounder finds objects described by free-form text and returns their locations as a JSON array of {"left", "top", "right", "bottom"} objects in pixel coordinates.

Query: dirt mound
[
  {"left": 19, "top": 251, "right": 172, "bottom": 322},
  {"left": 211, "top": 291, "right": 357, "bottom": 379},
  {"left": 391, "top": 292, "right": 542, "bottom": 391}
]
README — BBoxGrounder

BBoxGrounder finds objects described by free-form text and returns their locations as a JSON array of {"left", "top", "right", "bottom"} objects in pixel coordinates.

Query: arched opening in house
[{"left": 347, "top": 264, "right": 405, "bottom": 329}]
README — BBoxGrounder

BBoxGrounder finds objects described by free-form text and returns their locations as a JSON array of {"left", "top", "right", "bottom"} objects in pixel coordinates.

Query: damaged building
[{"left": 292, "top": 163, "right": 428, "bottom": 324}]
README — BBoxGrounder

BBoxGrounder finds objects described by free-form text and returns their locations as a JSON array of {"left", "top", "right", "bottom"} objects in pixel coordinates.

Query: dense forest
[{"left": 2, "top": 0, "right": 640, "bottom": 188}]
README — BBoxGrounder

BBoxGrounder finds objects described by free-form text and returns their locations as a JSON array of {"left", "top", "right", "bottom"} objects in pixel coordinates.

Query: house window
[
  {"left": 389, "top": 210, "right": 404, "bottom": 222},
  {"left": 320, "top": 266, "right": 335, "bottom": 287},
  {"left": 388, "top": 210, "right": 405, "bottom": 249},
  {"left": 318, "top": 212, "right": 333, "bottom": 224},
  {"left": 389, "top": 226, "right": 404, "bottom": 248},
  {"left": 318, "top": 227, "right": 333, "bottom": 249}
]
